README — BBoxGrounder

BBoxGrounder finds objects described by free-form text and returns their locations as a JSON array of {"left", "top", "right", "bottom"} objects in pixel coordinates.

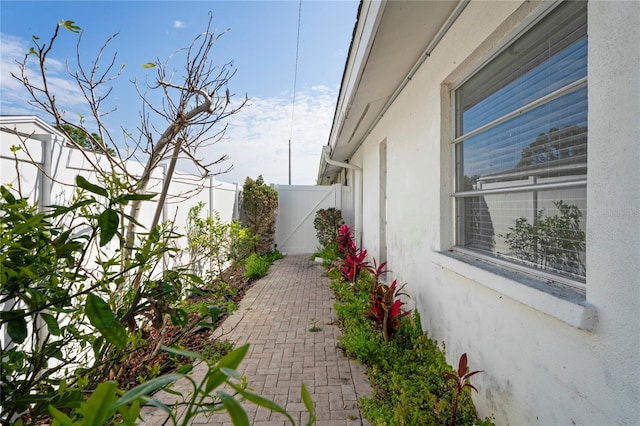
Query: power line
[{"left": 289, "top": 0, "right": 302, "bottom": 185}]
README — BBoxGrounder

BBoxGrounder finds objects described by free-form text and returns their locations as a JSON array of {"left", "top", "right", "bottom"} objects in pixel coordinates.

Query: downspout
[{"left": 322, "top": 146, "right": 363, "bottom": 247}]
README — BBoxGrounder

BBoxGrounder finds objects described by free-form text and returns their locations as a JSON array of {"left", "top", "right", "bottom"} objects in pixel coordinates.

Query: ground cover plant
[{"left": 325, "top": 227, "right": 494, "bottom": 425}]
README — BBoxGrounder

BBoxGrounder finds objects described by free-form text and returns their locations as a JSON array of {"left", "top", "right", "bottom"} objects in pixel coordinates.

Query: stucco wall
[{"left": 349, "top": 1, "right": 639, "bottom": 424}]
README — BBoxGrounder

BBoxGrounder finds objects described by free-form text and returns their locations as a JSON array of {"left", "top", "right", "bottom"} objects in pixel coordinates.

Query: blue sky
[{"left": 0, "top": 1, "right": 358, "bottom": 184}]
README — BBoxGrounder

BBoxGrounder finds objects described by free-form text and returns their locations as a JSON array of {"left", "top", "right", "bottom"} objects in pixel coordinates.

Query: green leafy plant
[
  {"left": 186, "top": 202, "right": 255, "bottom": 279},
  {"left": 239, "top": 176, "right": 278, "bottom": 255},
  {"left": 309, "top": 319, "right": 322, "bottom": 333},
  {"left": 329, "top": 270, "right": 493, "bottom": 426},
  {"left": 0, "top": 15, "right": 291, "bottom": 425},
  {"left": 313, "top": 207, "right": 343, "bottom": 248},
  {"left": 444, "top": 353, "right": 484, "bottom": 426},
  {"left": 244, "top": 253, "right": 271, "bottom": 279},
  {"left": 46, "top": 344, "right": 315, "bottom": 426}
]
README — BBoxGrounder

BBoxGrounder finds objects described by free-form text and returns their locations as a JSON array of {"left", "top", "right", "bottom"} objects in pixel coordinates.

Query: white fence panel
[{"left": 274, "top": 184, "right": 352, "bottom": 254}]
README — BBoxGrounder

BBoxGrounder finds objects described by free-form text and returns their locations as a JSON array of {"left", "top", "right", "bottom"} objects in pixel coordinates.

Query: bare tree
[{"left": 11, "top": 15, "right": 247, "bottom": 295}]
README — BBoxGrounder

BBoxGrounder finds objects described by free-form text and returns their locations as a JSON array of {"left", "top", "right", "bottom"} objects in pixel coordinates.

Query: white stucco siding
[{"left": 349, "top": 1, "right": 639, "bottom": 424}]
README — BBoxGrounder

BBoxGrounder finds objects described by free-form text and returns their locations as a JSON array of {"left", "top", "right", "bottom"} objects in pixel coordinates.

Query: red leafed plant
[
  {"left": 444, "top": 353, "right": 483, "bottom": 426},
  {"left": 337, "top": 224, "right": 356, "bottom": 258},
  {"left": 341, "top": 248, "right": 369, "bottom": 283},
  {"left": 366, "top": 258, "right": 388, "bottom": 285},
  {"left": 337, "top": 225, "right": 369, "bottom": 283},
  {"left": 368, "top": 279, "right": 410, "bottom": 342}
]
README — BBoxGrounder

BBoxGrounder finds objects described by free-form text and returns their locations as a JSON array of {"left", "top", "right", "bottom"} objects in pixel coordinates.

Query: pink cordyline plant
[
  {"left": 337, "top": 224, "right": 356, "bottom": 258},
  {"left": 444, "top": 353, "right": 483, "bottom": 426},
  {"left": 341, "top": 248, "right": 369, "bottom": 283},
  {"left": 368, "top": 279, "right": 410, "bottom": 342}
]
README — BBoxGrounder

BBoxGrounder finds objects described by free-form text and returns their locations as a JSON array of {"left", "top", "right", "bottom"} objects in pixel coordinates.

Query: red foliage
[{"left": 368, "top": 279, "right": 410, "bottom": 342}]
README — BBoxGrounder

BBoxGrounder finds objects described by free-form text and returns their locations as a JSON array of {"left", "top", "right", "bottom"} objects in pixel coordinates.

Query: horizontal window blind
[{"left": 453, "top": 1, "right": 588, "bottom": 284}]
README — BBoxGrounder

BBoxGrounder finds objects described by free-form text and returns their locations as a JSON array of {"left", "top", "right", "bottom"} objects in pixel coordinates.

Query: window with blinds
[{"left": 453, "top": 1, "right": 587, "bottom": 284}]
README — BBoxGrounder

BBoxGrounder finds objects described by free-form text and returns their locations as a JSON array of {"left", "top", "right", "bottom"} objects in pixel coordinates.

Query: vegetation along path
[{"left": 140, "top": 254, "right": 372, "bottom": 425}]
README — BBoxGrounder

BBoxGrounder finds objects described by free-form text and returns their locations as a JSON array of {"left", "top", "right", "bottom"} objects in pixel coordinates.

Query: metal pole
[{"left": 288, "top": 138, "right": 291, "bottom": 185}]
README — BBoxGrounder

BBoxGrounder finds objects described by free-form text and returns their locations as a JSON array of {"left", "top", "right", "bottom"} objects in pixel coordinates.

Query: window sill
[{"left": 434, "top": 251, "right": 597, "bottom": 331}]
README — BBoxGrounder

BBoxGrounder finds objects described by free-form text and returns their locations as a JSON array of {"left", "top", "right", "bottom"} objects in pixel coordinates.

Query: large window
[{"left": 453, "top": 1, "right": 587, "bottom": 284}]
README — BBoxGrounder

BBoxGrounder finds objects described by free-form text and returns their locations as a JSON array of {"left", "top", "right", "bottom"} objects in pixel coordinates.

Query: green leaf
[
  {"left": 116, "top": 400, "right": 140, "bottom": 426},
  {"left": 40, "top": 312, "right": 60, "bottom": 336},
  {"left": 230, "top": 384, "right": 294, "bottom": 424},
  {"left": 161, "top": 345, "right": 202, "bottom": 360},
  {"left": 98, "top": 208, "right": 119, "bottom": 246},
  {"left": 218, "top": 344, "right": 249, "bottom": 370},
  {"left": 169, "top": 309, "right": 189, "bottom": 328},
  {"left": 185, "top": 274, "right": 204, "bottom": 285},
  {"left": 205, "top": 344, "right": 249, "bottom": 393},
  {"left": 111, "top": 374, "right": 181, "bottom": 409},
  {"left": 176, "top": 363, "right": 193, "bottom": 374},
  {"left": 85, "top": 293, "right": 128, "bottom": 349},
  {"left": 50, "top": 199, "right": 95, "bottom": 216},
  {"left": 48, "top": 405, "right": 73, "bottom": 426},
  {"left": 60, "top": 20, "right": 81, "bottom": 33},
  {"left": 218, "top": 392, "right": 249, "bottom": 426},
  {"left": 76, "top": 175, "right": 108, "bottom": 197},
  {"left": 122, "top": 192, "right": 157, "bottom": 201},
  {"left": 6, "top": 313, "right": 28, "bottom": 344},
  {"left": 301, "top": 383, "right": 316, "bottom": 426},
  {"left": 142, "top": 62, "right": 156, "bottom": 69},
  {"left": 208, "top": 305, "right": 221, "bottom": 322},
  {"left": 0, "top": 185, "right": 17, "bottom": 203},
  {"left": 82, "top": 381, "right": 119, "bottom": 426},
  {"left": 220, "top": 367, "right": 241, "bottom": 379}
]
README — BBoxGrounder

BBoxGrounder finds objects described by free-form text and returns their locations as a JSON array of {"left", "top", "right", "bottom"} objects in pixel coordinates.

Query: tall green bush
[{"left": 239, "top": 176, "right": 278, "bottom": 255}]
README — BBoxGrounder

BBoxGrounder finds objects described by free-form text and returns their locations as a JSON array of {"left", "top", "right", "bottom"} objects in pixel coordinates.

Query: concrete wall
[{"left": 349, "top": 1, "right": 639, "bottom": 424}]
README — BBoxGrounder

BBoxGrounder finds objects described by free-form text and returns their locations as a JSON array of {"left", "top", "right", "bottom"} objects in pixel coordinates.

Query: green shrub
[
  {"left": 244, "top": 253, "right": 270, "bottom": 279},
  {"left": 239, "top": 176, "right": 278, "bottom": 255},
  {"left": 313, "top": 207, "right": 343, "bottom": 248},
  {"left": 263, "top": 249, "right": 285, "bottom": 263}
]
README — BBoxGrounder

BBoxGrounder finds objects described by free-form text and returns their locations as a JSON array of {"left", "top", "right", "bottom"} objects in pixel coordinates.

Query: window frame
[{"left": 449, "top": 1, "right": 587, "bottom": 289}]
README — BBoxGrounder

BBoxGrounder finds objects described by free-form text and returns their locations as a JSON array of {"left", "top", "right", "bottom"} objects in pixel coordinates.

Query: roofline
[{"left": 317, "top": 0, "right": 386, "bottom": 184}]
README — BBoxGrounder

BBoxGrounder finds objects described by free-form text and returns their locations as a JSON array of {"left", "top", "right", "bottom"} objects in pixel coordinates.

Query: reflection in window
[{"left": 453, "top": 1, "right": 587, "bottom": 283}]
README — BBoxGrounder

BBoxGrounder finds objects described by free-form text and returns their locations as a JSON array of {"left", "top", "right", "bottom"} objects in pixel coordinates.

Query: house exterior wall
[{"left": 348, "top": 1, "right": 639, "bottom": 424}]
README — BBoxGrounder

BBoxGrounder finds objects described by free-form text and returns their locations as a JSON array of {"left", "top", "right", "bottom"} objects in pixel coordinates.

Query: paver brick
[{"left": 138, "top": 255, "right": 371, "bottom": 425}]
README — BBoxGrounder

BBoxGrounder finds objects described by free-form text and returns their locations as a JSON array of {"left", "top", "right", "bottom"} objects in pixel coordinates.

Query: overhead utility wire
[{"left": 289, "top": 0, "right": 302, "bottom": 185}]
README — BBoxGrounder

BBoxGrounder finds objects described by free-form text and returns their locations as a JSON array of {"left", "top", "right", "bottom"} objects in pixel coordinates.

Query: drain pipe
[{"left": 322, "top": 146, "right": 363, "bottom": 247}]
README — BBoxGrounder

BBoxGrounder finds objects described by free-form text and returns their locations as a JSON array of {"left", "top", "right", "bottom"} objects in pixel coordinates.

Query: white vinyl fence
[
  {"left": 0, "top": 116, "right": 240, "bottom": 261},
  {"left": 1, "top": 116, "right": 354, "bottom": 259},
  {"left": 274, "top": 184, "right": 353, "bottom": 254}
]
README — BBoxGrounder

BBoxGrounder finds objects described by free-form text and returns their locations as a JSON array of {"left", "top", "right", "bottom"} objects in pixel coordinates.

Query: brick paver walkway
[{"left": 140, "top": 255, "right": 372, "bottom": 425}]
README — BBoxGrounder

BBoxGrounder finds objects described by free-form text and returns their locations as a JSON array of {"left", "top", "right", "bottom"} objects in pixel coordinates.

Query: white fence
[
  {"left": 274, "top": 184, "right": 353, "bottom": 254},
  {"left": 1, "top": 116, "right": 354, "bottom": 258},
  {"left": 0, "top": 117, "right": 240, "bottom": 258}
]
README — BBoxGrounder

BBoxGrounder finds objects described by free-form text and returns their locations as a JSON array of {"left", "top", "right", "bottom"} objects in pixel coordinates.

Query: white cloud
[
  {"left": 173, "top": 20, "right": 186, "bottom": 29},
  {"left": 1, "top": 35, "right": 338, "bottom": 188},
  {"left": 0, "top": 33, "right": 92, "bottom": 119},
  {"left": 200, "top": 86, "right": 336, "bottom": 186}
]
